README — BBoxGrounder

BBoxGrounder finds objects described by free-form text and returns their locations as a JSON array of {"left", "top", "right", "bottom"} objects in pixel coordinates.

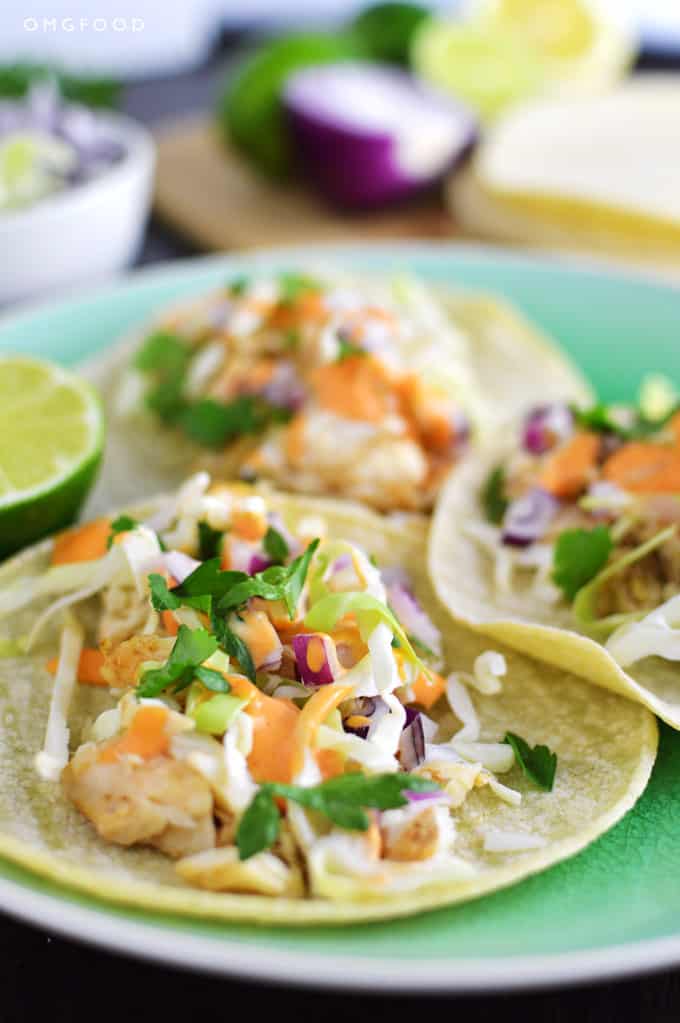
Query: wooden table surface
[{"left": 1, "top": 30, "right": 678, "bottom": 1022}]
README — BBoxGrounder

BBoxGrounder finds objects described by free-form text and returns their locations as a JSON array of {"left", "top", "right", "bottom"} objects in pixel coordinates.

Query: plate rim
[
  {"left": 1, "top": 869, "right": 678, "bottom": 993},
  {"left": 2, "top": 240, "right": 680, "bottom": 992},
  {"left": 1, "top": 239, "right": 678, "bottom": 340}
]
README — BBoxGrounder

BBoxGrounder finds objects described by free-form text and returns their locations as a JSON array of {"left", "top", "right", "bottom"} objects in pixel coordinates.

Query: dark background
[{"left": 3, "top": 31, "right": 680, "bottom": 1023}]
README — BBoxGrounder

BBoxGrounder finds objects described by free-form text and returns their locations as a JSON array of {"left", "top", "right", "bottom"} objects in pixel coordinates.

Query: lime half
[
  {"left": 412, "top": 0, "right": 635, "bottom": 121},
  {"left": 0, "top": 356, "right": 104, "bottom": 558}
]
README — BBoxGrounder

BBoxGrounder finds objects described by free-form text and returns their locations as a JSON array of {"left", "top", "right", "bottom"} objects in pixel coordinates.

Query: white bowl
[{"left": 0, "top": 112, "right": 155, "bottom": 305}]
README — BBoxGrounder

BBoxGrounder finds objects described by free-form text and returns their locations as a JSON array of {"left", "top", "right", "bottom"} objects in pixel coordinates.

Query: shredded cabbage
[
  {"left": 606, "top": 592, "right": 680, "bottom": 667},
  {"left": 481, "top": 828, "right": 546, "bottom": 853},
  {"left": 446, "top": 674, "right": 480, "bottom": 741},
  {"left": 34, "top": 614, "right": 83, "bottom": 781}
]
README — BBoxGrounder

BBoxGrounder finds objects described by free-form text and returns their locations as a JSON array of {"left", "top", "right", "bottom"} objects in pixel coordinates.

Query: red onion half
[{"left": 283, "top": 62, "right": 477, "bottom": 209}]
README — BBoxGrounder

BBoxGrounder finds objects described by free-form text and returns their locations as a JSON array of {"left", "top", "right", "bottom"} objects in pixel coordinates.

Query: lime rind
[{"left": 0, "top": 356, "right": 105, "bottom": 558}]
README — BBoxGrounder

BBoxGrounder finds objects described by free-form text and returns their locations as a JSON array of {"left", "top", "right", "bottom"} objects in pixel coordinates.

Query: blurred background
[{"left": 1, "top": 0, "right": 680, "bottom": 303}]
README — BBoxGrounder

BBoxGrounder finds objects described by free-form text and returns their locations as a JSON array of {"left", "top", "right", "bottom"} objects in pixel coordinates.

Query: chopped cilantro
[
  {"left": 552, "top": 525, "right": 612, "bottom": 602},
  {"left": 216, "top": 539, "right": 320, "bottom": 618},
  {"left": 137, "top": 626, "right": 228, "bottom": 698},
  {"left": 263, "top": 526, "right": 289, "bottom": 564},
  {"left": 107, "top": 515, "right": 138, "bottom": 549},
  {"left": 147, "top": 540, "right": 321, "bottom": 679},
  {"left": 336, "top": 337, "right": 366, "bottom": 362},
  {"left": 134, "top": 331, "right": 191, "bottom": 425},
  {"left": 278, "top": 271, "right": 321, "bottom": 304},
  {"left": 504, "top": 732, "right": 557, "bottom": 792},
  {"left": 178, "top": 395, "right": 292, "bottom": 449},
  {"left": 573, "top": 401, "right": 680, "bottom": 442},
  {"left": 481, "top": 465, "right": 509, "bottom": 525},
  {"left": 228, "top": 275, "right": 250, "bottom": 296},
  {"left": 198, "top": 522, "right": 224, "bottom": 561},
  {"left": 211, "top": 614, "right": 256, "bottom": 683},
  {"left": 236, "top": 773, "right": 439, "bottom": 860}
]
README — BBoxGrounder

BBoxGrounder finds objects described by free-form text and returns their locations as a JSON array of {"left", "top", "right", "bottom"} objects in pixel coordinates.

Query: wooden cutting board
[{"left": 153, "top": 115, "right": 459, "bottom": 251}]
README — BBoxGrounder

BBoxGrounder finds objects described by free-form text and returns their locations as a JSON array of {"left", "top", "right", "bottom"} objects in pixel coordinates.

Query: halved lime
[
  {"left": 412, "top": 0, "right": 635, "bottom": 121},
  {"left": 0, "top": 356, "right": 104, "bottom": 558},
  {"left": 412, "top": 20, "right": 547, "bottom": 121}
]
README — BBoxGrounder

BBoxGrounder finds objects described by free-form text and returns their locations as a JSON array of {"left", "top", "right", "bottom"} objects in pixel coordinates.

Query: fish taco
[
  {"left": 0, "top": 475, "right": 655, "bottom": 923},
  {"left": 89, "top": 269, "right": 591, "bottom": 513},
  {"left": 430, "top": 378, "right": 680, "bottom": 729}
]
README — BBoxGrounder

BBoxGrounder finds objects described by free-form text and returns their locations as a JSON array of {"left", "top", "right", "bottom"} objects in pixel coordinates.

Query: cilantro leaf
[
  {"left": 134, "top": 331, "right": 191, "bottom": 424},
  {"left": 178, "top": 396, "right": 292, "bottom": 449},
  {"left": 148, "top": 574, "right": 181, "bottom": 612},
  {"left": 552, "top": 525, "right": 612, "bottom": 601},
  {"left": 336, "top": 337, "right": 366, "bottom": 362},
  {"left": 107, "top": 515, "right": 138, "bottom": 549},
  {"left": 573, "top": 401, "right": 680, "bottom": 442},
  {"left": 278, "top": 271, "right": 321, "bottom": 304},
  {"left": 263, "top": 526, "right": 289, "bottom": 565},
  {"left": 217, "top": 539, "right": 320, "bottom": 619},
  {"left": 134, "top": 331, "right": 188, "bottom": 374},
  {"left": 236, "top": 788, "right": 282, "bottom": 861},
  {"left": 211, "top": 614, "right": 256, "bottom": 684},
  {"left": 481, "top": 465, "right": 508, "bottom": 525},
  {"left": 504, "top": 732, "right": 557, "bottom": 792},
  {"left": 193, "top": 665, "right": 230, "bottom": 693},
  {"left": 177, "top": 559, "right": 247, "bottom": 600},
  {"left": 228, "top": 275, "right": 250, "bottom": 296},
  {"left": 148, "top": 573, "right": 213, "bottom": 616},
  {"left": 137, "top": 625, "right": 222, "bottom": 698},
  {"left": 236, "top": 773, "right": 439, "bottom": 860},
  {"left": 198, "top": 522, "right": 224, "bottom": 561}
]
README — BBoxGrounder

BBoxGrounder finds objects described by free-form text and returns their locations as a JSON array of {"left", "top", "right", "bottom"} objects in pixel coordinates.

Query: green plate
[{"left": 1, "top": 244, "right": 679, "bottom": 991}]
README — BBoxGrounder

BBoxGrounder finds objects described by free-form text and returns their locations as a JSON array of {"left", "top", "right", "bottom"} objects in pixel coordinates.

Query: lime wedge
[
  {"left": 0, "top": 356, "right": 104, "bottom": 558},
  {"left": 412, "top": 0, "right": 635, "bottom": 121}
]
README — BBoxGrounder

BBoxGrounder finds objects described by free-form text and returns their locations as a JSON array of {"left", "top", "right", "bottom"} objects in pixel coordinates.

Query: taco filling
[
  {"left": 116, "top": 271, "right": 475, "bottom": 512},
  {"left": 470, "top": 377, "right": 680, "bottom": 670},
  {"left": 0, "top": 474, "right": 572, "bottom": 902}
]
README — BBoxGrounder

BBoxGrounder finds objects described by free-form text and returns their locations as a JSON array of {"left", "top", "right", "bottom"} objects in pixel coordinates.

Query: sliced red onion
[
  {"left": 292, "top": 633, "right": 343, "bottom": 686},
  {"left": 262, "top": 361, "right": 306, "bottom": 412},
  {"left": 502, "top": 488, "right": 559, "bottom": 548},
  {"left": 386, "top": 581, "right": 442, "bottom": 656},
  {"left": 161, "top": 551, "right": 201, "bottom": 585},
  {"left": 404, "top": 789, "right": 445, "bottom": 804},
  {"left": 451, "top": 410, "right": 471, "bottom": 453},
  {"left": 342, "top": 696, "right": 387, "bottom": 738},
  {"left": 259, "top": 646, "right": 283, "bottom": 673},
  {"left": 283, "top": 62, "right": 477, "bottom": 209},
  {"left": 325, "top": 552, "right": 365, "bottom": 594},
  {"left": 0, "top": 83, "right": 125, "bottom": 195},
  {"left": 399, "top": 709, "right": 425, "bottom": 769},
  {"left": 585, "top": 480, "right": 631, "bottom": 517},
  {"left": 225, "top": 538, "right": 266, "bottom": 575},
  {"left": 522, "top": 404, "right": 574, "bottom": 455},
  {"left": 249, "top": 553, "right": 273, "bottom": 574}
]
